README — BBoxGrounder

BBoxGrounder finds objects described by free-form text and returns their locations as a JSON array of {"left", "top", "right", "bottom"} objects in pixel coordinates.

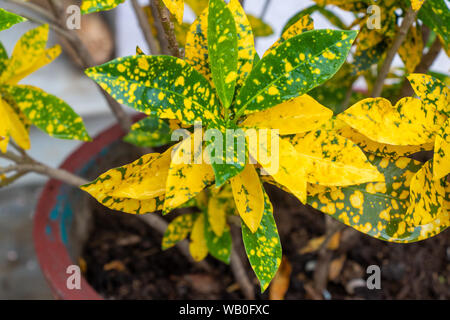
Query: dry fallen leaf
[
  {"left": 299, "top": 231, "right": 341, "bottom": 254},
  {"left": 103, "top": 260, "right": 126, "bottom": 272},
  {"left": 269, "top": 256, "right": 292, "bottom": 300}
]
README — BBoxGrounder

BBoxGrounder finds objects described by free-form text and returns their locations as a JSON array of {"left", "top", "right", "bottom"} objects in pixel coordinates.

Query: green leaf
[
  {"left": 81, "top": 0, "right": 125, "bottom": 14},
  {"left": 208, "top": 0, "right": 238, "bottom": 109},
  {"left": 418, "top": 0, "right": 450, "bottom": 49},
  {"left": 242, "top": 188, "right": 281, "bottom": 292},
  {"left": 203, "top": 211, "right": 231, "bottom": 264},
  {"left": 124, "top": 117, "right": 179, "bottom": 148},
  {"left": 352, "top": 39, "right": 389, "bottom": 75},
  {"left": 0, "top": 8, "right": 26, "bottom": 31},
  {"left": 85, "top": 55, "right": 221, "bottom": 126},
  {"left": 0, "top": 41, "right": 8, "bottom": 74},
  {"left": 162, "top": 213, "right": 196, "bottom": 250},
  {"left": 282, "top": 5, "right": 347, "bottom": 33},
  {"left": 307, "top": 154, "right": 446, "bottom": 243},
  {"left": 2, "top": 85, "right": 90, "bottom": 141},
  {"left": 235, "top": 29, "right": 357, "bottom": 117}
]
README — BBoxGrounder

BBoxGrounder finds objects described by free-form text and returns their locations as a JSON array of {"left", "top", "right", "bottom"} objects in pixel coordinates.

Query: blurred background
[{"left": 0, "top": 0, "right": 448, "bottom": 299}]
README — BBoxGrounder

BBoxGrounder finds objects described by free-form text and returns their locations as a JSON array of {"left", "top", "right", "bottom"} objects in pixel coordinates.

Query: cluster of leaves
[
  {"left": 0, "top": 24, "right": 90, "bottom": 163},
  {"left": 80, "top": 0, "right": 450, "bottom": 292}
]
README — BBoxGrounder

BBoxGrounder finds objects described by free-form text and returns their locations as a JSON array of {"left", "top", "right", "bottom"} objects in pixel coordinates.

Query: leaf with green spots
[
  {"left": 80, "top": 152, "right": 167, "bottom": 214},
  {"left": 418, "top": 0, "right": 450, "bottom": 49},
  {"left": 338, "top": 97, "right": 446, "bottom": 146},
  {"left": 406, "top": 160, "right": 447, "bottom": 226},
  {"left": 247, "top": 14, "right": 273, "bottom": 37},
  {"left": 398, "top": 26, "right": 423, "bottom": 73},
  {"left": 203, "top": 211, "right": 231, "bottom": 263},
  {"left": 85, "top": 55, "right": 221, "bottom": 126},
  {"left": 0, "top": 25, "right": 61, "bottom": 85},
  {"left": 185, "top": 8, "right": 210, "bottom": 82},
  {"left": 235, "top": 29, "right": 357, "bottom": 117},
  {"left": 408, "top": 73, "right": 450, "bottom": 117},
  {"left": 2, "top": 85, "right": 90, "bottom": 141},
  {"left": 0, "top": 41, "right": 8, "bottom": 74},
  {"left": 189, "top": 213, "right": 208, "bottom": 261},
  {"left": 124, "top": 116, "right": 180, "bottom": 148},
  {"left": 81, "top": 0, "right": 125, "bottom": 14},
  {"left": 0, "top": 9, "right": 26, "bottom": 32},
  {"left": 208, "top": 0, "right": 238, "bottom": 109},
  {"left": 162, "top": 213, "right": 196, "bottom": 250},
  {"left": 434, "top": 119, "right": 450, "bottom": 180},
  {"left": 306, "top": 155, "right": 446, "bottom": 243},
  {"left": 352, "top": 38, "right": 388, "bottom": 75},
  {"left": 242, "top": 188, "right": 281, "bottom": 292}
]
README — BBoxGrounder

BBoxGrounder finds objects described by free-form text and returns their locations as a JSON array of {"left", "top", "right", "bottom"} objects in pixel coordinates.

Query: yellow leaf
[
  {"left": 0, "top": 25, "right": 61, "bottom": 84},
  {"left": 162, "top": 0, "right": 184, "bottom": 24},
  {"left": 406, "top": 160, "right": 447, "bottom": 226},
  {"left": 230, "top": 164, "right": 264, "bottom": 233},
  {"left": 189, "top": 214, "right": 208, "bottom": 261},
  {"left": 408, "top": 73, "right": 450, "bottom": 116},
  {"left": 398, "top": 26, "right": 423, "bottom": 73},
  {"left": 299, "top": 232, "right": 341, "bottom": 254},
  {"left": 80, "top": 153, "right": 166, "bottom": 214},
  {"left": 434, "top": 119, "right": 450, "bottom": 180},
  {"left": 242, "top": 95, "right": 333, "bottom": 135},
  {"left": 184, "top": 0, "right": 208, "bottom": 16},
  {"left": 290, "top": 130, "right": 384, "bottom": 186},
  {"left": 269, "top": 256, "right": 292, "bottom": 300},
  {"left": 162, "top": 213, "right": 195, "bottom": 249},
  {"left": 264, "top": 14, "right": 313, "bottom": 58},
  {"left": 247, "top": 14, "right": 273, "bottom": 37},
  {"left": 411, "top": 0, "right": 425, "bottom": 11},
  {"left": 0, "top": 98, "right": 30, "bottom": 150},
  {"left": 338, "top": 97, "right": 446, "bottom": 146},
  {"left": 207, "top": 192, "right": 227, "bottom": 237},
  {"left": 164, "top": 135, "right": 215, "bottom": 213}
]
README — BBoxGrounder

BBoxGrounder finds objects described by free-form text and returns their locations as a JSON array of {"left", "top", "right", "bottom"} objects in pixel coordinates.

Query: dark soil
[{"left": 82, "top": 183, "right": 449, "bottom": 300}]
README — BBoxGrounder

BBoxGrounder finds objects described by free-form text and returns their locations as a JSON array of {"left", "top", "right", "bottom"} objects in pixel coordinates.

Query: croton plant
[{"left": 0, "top": 0, "right": 449, "bottom": 293}]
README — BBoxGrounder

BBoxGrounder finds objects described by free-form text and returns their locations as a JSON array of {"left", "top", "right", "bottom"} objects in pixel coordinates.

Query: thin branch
[
  {"left": 130, "top": 0, "right": 161, "bottom": 55},
  {"left": 5, "top": 0, "right": 57, "bottom": 22},
  {"left": 260, "top": 0, "right": 272, "bottom": 20},
  {"left": 371, "top": 8, "right": 418, "bottom": 97},
  {"left": 154, "top": 0, "right": 182, "bottom": 58}
]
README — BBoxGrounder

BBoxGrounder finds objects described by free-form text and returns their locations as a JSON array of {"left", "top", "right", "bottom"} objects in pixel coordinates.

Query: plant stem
[
  {"left": 154, "top": 0, "right": 182, "bottom": 58},
  {"left": 371, "top": 8, "right": 417, "bottom": 97},
  {"left": 130, "top": 0, "right": 161, "bottom": 55}
]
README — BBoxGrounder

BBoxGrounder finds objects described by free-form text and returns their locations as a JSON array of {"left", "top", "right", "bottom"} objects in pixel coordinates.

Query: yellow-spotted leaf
[
  {"left": 398, "top": 26, "right": 423, "bottom": 73},
  {"left": 208, "top": 0, "right": 238, "bottom": 109},
  {"left": 412, "top": 0, "right": 426, "bottom": 11},
  {"left": 164, "top": 136, "right": 216, "bottom": 213},
  {"left": 241, "top": 95, "right": 333, "bottom": 135},
  {"left": 162, "top": 0, "right": 184, "bottom": 24},
  {"left": 0, "top": 25, "right": 61, "bottom": 85},
  {"left": 264, "top": 14, "right": 314, "bottom": 58},
  {"left": 290, "top": 130, "right": 384, "bottom": 186},
  {"left": 85, "top": 55, "right": 221, "bottom": 126},
  {"left": 162, "top": 213, "right": 196, "bottom": 250},
  {"left": 406, "top": 160, "right": 447, "bottom": 226},
  {"left": 0, "top": 42, "right": 8, "bottom": 74},
  {"left": 307, "top": 155, "right": 430, "bottom": 243},
  {"left": 230, "top": 164, "right": 264, "bottom": 233},
  {"left": 242, "top": 189, "right": 281, "bottom": 292},
  {"left": 0, "top": 8, "right": 26, "bottom": 31},
  {"left": 228, "top": 0, "right": 255, "bottom": 89},
  {"left": 124, "top": 116, "right": 181, "bottom": 148},
  {"left": 235, "top": 30, "right": 357, "bottom": 116},
  {"left": 338, "top": 97, "right": 446, "bottom": 146},
  {"left": 2, "top": 85, "right": 90, "bottom": 141},
  {"left": 203, "top": 211, "right": 231, "bottom": 263},
  {"left": 408, "top": 73, "right": 450, "bottom": 117},
  {"left": 338, "top": 125, "right": 434, "bottom": 158},
  {"left": 80, "top": 153, "right": 166, "bottom": 214},
  {"left": 189, "top": 214, "right": 208, "bottom": 261},
  {"left": 0, "top": 98, "right": 30, "bottom": 151},
  {"left": 81, "top": 0, "right": 125, "bottom": 14},
  {"left": 434, "top": 119, "right": 450, "bottom": 180}
]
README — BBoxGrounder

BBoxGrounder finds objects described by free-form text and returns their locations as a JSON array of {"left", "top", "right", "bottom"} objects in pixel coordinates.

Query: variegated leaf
[
  {"left": 231, "top": 164, "right": 264, "bottom": 233},
  {"left": 434, "top": 119, "right": 450, "bottom": 180},
  {"left": 398, "top": 26, "right": 423, "bottom": 73},
  {"left": 2, "top": 85, "right": 90, "bottom": 141},
  {"left": 203, "top": 211, "right": 231, "bottom": 263},
  {"left": 0, "top": 97, "right": 29, "bottom": 151},
  {"left": 241, "top": 95, "right": 333, "bottom": 135},
  {"left": 242, "top": 189, "right": 281, "bottom": 292},
  {"left": 0, "top": 8, "right": 26, "bottom": 31},
  {"left": 85, "top": 55, "right": 221, "bottom": 126},
  {"left": 162, "top": 0, "right": 184, "bottom": 24},
  {"left": 408, "top": 73, "right": 450, "bottom": 117},
  {"left": 338, "top": 97, "right": 446, "bottom": 146},
  {"left": 208, "top": 0, "right": 238, "bottom": 110},
  {"left": 162, "top": 213, "right": 196, "bottom": 250},
  {"left": 80, "top": 153, "right": 167, "bottom": 214},
  {"left": 81, "top": 0, "right": 125, "bottom": 14},
  {"left": 207, "top": 188, "right": 230, "bottom": 236},
  {"left": 418, "top": 0, "right": 449, "bottom": 47},
  {"left": 0, "top": 42, "right": 8, "bottom": 74},
  {"left": 124, "top": 116, "right": 180, "bottom": 148},
  {"left": 189, "top": 214, "right": 208, "bottom": 261},
  {"left": 290, "top": 130, "right": 384, "bottom": 186},
  {"left": 0, "top": 25, "right": 61, "bottom": 85},
  {"left": 235, "top": 30, "right": 357, "bottom": 117},
  {"left": 185, "top": 8, "right": 210, "bottom": 82}
]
